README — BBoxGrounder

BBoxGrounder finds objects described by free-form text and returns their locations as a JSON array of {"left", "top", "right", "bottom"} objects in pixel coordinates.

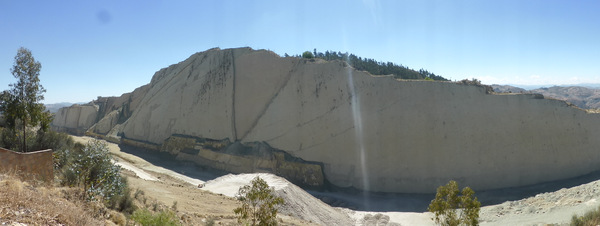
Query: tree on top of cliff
[
  {"left": 0, "top": 47, "right": 52, "bottom": 152},
  {"left": 307, "top": 49, "right": 450, "bottom": 81},
  {"left": 302, "top": 51, "right": 314, "bottom": 59}
]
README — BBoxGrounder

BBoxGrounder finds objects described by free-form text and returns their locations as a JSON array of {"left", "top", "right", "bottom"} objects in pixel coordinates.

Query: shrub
[
  {"left": 0, "top": 128, "right": 76, "bottom": 169},
  {"left": 571, "top": 205, "right": 600, "bottom": 226},
  {"left": 458, "top": 78, "right": 494, "bottom": 94},
  {"left": 58, "top": 140, "right": 126, "bottom": 207},
  {"left": 302, "top": 51, "right": 314, "bottom": 59},
  {"left": 131, "top": 208, "right": 180, "bottom": 226},
  {"left": 234, "top": 176, "right": 284, "bottom": 226},
  {"left": 32, "top": 129, "right": 74, "bottom": 152},
  {"left": 428, "top": 180, "right": 481, "bottom": 226},
  {"left": 106, "top": 185, "right": 137, "bottom": 214},
  {"left": 0, "top": 127, "right": 36, "bottom": 152}
]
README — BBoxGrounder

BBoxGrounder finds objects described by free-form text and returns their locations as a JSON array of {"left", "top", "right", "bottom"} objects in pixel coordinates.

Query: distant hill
[
  {"left": 491, "top": 84, "right": 527, "bottom": 93},
  {"left": 45, "top": 102, "right": 85, "bottom": 113},
  {"left": 492, "top": 84, "right": 600, "bottom": 110},
  {"left": 531, "top": 86, "right": 600, "bottom": 109}
]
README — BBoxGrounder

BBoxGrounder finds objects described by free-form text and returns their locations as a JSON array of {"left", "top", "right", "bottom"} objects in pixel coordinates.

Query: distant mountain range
[
  {"left": 45, "top": 102, "right": 86, "bottom": 113},
  {"left": 492, "top": 84, "right": 600, "bottom": 110}
]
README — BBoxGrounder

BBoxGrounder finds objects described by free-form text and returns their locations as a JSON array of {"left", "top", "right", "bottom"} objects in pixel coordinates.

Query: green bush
[
  {"left": 32, "top": 129, "right": 74, "bottom": 152},
  {"left": 58, "top": 140, "right": 126, "bottom": 206},
  {"left": 234, "top": 176, "right": 284, "bottom": 226},
  {"left": 571, "top": 206, "right": 600, "bottom": 226},
  {"left": 0, "top": 128, "right": 135, "bottom": 214},
  {"left": 428, "top": 180, "right": 480, "bottom": 226},
  {"left": 302, "top": 51, "right": 314, "bottom": 59},
  {"left": 0, "top": 128, "right": 75, "bottom": 156},
  {"left": 0, "top": 127, "right": 36, "bottom": 152},
  {"left": 131, "top": 208, "right": 180, "bottom": 226},
  {"left": 106, "top": 183, "right": 137, "bottom": 214}
]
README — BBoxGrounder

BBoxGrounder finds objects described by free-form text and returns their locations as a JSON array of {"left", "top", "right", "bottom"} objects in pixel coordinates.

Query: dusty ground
[
  {"left": 72, "top": 136, "right": 313, "bottom": 225},
  {"left": 0, "top": 174, "right": 108, "bottom": 225},
  {"left": 72, "top": 136, "right": 600, "bottom": 225}
]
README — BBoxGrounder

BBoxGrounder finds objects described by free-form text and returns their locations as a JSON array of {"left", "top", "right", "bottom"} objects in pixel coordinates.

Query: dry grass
[
  {"left": 572, "top": 205, "right": 600, "bottom": 226},
  {"left": 585, "top": 108, "right": 600, "bottom": 114},
  {"left": 0, "top": 173, "right": 107, "bottom": 225}
]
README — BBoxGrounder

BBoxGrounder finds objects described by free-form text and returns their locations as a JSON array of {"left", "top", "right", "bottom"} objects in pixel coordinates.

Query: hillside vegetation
[
  {"left": 0, "top": 173, "right": 107, "bottom": 225},
  {"left": 292, "top": 49, "right": 449, "bottom": 81}
]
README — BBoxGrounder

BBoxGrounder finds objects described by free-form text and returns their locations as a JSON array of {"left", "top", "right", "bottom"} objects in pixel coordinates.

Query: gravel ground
[{"left": 72, "top": 136, "right": 600, "bottom": 225}]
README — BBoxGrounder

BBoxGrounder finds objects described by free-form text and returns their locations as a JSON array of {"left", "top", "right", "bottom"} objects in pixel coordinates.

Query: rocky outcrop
[
  {"left": 53, "top": 47, "right": 600, "bottom": 193},
  {"left": 52, "top": 104, "right": 99, "bottom": 135},
  {"left": 52, "top": 83, "right": 149, "bottom": 138},
  {"left": 159, "top": 135, "right": 324, "bottom": 188}
]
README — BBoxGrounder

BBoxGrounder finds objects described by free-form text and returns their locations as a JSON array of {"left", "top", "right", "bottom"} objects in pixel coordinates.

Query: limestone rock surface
[
  {"left": 53, "top": 47, "right": 600, "bottom": 193},
  {"left": 52, "top": 104, "right": 98, "bottom": 135}
]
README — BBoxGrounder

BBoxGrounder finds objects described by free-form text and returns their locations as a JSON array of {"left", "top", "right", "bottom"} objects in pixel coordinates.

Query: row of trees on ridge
[{"left": 289, "top": 49, "right": 449, "bottom": 81}]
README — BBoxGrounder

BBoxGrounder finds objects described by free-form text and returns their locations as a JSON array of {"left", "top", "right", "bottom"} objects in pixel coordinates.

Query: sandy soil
[
  {"left": 71, "top": 136, "right": 312, "bottom": 225},
  {"left": 72, "top": 136, "right": 600, "bottom": 225}
]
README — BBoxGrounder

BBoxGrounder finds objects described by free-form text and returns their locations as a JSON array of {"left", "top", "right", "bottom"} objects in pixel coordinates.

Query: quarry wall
[
  {"left": 52, "top": 104, "right": 99, "bottom": 135},
  {"left": 0, "top": 148, "right": 53, "bottom": 182},
  {"left": 54, "top": 48, "right": 600, "bottom": 193}
]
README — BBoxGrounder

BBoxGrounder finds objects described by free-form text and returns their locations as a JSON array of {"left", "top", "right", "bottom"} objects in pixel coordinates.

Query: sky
[{"left": 1, "top": 0, "right": 599, "bottom": 104}]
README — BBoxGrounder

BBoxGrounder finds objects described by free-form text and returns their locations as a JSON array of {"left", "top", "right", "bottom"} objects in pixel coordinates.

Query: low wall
[{"left": 0, "top": 148, "right": 53, "bottom": 182}]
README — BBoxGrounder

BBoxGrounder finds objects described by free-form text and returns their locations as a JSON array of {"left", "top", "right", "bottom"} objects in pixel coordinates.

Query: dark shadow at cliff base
[
  {"left": 309, "top": 170, "right": 600, "bottom": 212},
  {"left": 115, "top": 143, "right": 600, "bottom": 212},
  {"left": 117, "top": 144, "right": 228, "bottom": 182}
]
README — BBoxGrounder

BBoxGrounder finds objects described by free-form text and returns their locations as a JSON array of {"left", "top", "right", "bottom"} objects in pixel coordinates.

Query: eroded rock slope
[{"left": 52, "top": 47, "right": 600, "bottom": 193}]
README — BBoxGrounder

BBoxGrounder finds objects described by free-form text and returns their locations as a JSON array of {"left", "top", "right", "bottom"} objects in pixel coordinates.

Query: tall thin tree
[{"left": 2, "top": 47, "right": 50, "bottom": 152}]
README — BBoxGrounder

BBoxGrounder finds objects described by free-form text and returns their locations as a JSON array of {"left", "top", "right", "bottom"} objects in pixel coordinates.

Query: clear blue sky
[{"left": 1, "top": 0, "right": 599, "bottom": 104}]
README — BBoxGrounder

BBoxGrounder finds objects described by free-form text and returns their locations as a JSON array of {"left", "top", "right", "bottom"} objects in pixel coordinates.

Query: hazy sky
[{"left": 1, "top": 0, "right": 599, "bottom": 103}]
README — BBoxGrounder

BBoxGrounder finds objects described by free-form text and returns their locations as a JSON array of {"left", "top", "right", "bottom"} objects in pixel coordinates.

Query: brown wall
[{"left": 0, "top": 147, "right": 53, "bottom": 182}]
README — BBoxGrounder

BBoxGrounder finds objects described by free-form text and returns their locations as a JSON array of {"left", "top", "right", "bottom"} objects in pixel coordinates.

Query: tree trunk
[
  {"left": 21, "top": 89, "right": 26, "bottom": 153},
  {"left": 23, "top": 122, "right": 26, "bottom": 152}
]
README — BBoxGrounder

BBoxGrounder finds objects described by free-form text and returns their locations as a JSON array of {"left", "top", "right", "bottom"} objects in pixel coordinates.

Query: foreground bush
[
  {"left": 55, "top": 139, "right": 134, "bottom": 213},
  {"left": 0, "top": 173, "right": 105, "bottom": 225},
  {"left": 0, "top": 128, "right": 75, "bottom": 155},
  {"left": 571, "top": 206, "right": 600, "bottom": 226},
  {"left": 0, "top": 128, "right": 136, "bottom": 216},
  {"left": 234, "top": 176, "right": 284, "bottom": 226},
  {"left": 428, "top": 180, "right": 480, "bottom": 226},
  {"left": 131, "top": 208, "right": 180, "bottom": 226}
]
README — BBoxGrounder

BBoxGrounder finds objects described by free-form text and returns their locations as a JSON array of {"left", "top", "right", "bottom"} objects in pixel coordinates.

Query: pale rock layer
[{"left": 52, "top": 47, "right": 600, "bottom": 193}]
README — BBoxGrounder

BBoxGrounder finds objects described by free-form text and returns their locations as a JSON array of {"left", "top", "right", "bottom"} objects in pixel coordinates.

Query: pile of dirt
[{"left": 201, "top": 173, "right": 354, "bottom": 225}]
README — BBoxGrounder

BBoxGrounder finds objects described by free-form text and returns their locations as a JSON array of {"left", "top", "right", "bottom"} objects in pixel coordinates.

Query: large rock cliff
[{"left": 52, "top": 47, "right": 600, "bottom": 193}]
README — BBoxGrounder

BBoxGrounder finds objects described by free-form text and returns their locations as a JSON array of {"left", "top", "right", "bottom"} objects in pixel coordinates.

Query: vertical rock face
[
  {"left": 52, "top": 104, "right": 99, "bottom": 135},
  {"left": 53, "top": 47, "right": 600, "bottom": 193}
]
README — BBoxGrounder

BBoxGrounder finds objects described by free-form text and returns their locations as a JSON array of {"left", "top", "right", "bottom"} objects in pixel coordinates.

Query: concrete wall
[
  {"left": 65, "top": 48, "right": 600, "bottom": 193},
  {"left": 0, "top": 147, "right": 53, "bottom": 181}
]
